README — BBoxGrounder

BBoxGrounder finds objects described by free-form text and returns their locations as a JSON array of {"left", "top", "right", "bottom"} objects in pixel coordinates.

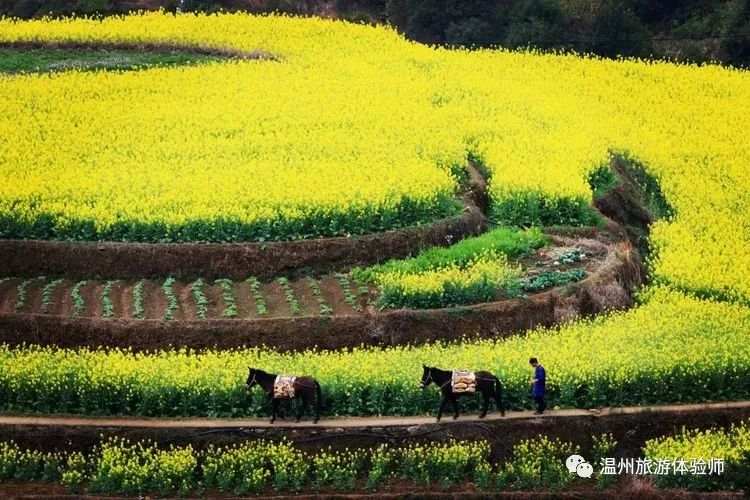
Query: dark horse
[
  {"left": 246, "top": 368, "right": 323, "bottom": 423},
  {"left": 421, "top": 365, "right": 504, "bottom": 421}
]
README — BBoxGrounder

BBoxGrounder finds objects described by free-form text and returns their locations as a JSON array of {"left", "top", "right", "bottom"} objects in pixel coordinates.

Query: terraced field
[
  {"left": 0, "top": 239, "right": 602, "bottom": 321},
  {"left": 0, "top": 10, "right": 749, "bottom": 498},
  {"left": 1, "top": 13, "right": 750, "bottom": 303},
  {"left": 0, "top": 274, "right": 374, "bottom": 319}
]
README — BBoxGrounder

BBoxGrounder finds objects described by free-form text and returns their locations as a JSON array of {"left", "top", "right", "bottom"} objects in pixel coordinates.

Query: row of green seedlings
[
  {"left": 13, "top": 276, "right": 45, "bottom": 313},
  {"left": 334, "top": 273, "right": 370, "bottom": 312},
  {"left": 0, "top": 434, "right": 618, "bottom": 496},
  {"left": 215, "top": 279, "right": 238, "bottom": 318},
  {"left": 247, "top": 277, "right": 267, "bottom": 316},
  {"left": 276, "top": 277, "right": 302, "bottom": 315},
  {"left": 521, "top": 248, "right": 586, "bottom": 293},
  {"left": 185, "top": 276, "right": 331, "bottom": 319},
  {"left": 71, "top": 280, "right": 87, "bottom": 316},
  {"left": 307, "top": 277, "right": 333, "bottom": 316},
  {"left": 132, "top": 280, "right": 146, "bottom": 320},
  {"left": 40, "top": 278, "right": 63, "bottom": 313},
  {"left": 191, "top": 278, "right": 239, "bottom": 319},
  {"left": 29, "top": 277, "right": 323, "bottom": 319},
  {"left": 101, "top": 280, "right": 118, "bottom": 318},
  {"left": 35, "top": 277, "right": 87, "bottom": 316},
  {"left": 72, "top": 280, "right": 119, "bottom": 318},
  {"left": 4, "top": 275, "right": 357, "bottom": 319},
  {"left": 190, "top": 278, "right": 210, "bottom": 319},
  {"left": 162, "top": 277, "right": 179, "bottom": 320},
  {"left": 278, "top": 276, "right": 342, "bottom": 317},
  {"left": 4, "top": 277, "right": 119, "bottom": 318},
  {"left": 143, "top": 276, "right": 274, "bottom": 320},
  {"left": 521, "top": 269, "right": 586, "bottom": 293}
]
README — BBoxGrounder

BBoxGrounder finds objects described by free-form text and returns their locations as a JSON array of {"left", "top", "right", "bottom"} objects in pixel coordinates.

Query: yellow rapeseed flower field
[
  {"left": 375, "top": 251, "right": 521, "bottom": 308},
  {"left": 0, "top": 286, "right": 748, "bottom": 416},
  {"left": 1, "top": 12, "right": 749, "bottom": 302}
]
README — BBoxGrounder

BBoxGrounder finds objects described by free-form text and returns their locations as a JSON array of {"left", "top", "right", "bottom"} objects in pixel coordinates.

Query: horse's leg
[
  {"left": 451, "top": 395, "right": 460, "bottom": 420},
  {"left": 313, "top": 384, "right": 321, "bottom": 424},
  {"left": 495, "top": 379, "right": 505, "bottom": 417},
  {"left": 296, "top": 394, "right": 309, "bottom": 423},
  {"left": 480, "top": 389, "right": 490, "bottom": 418},
  {"left": 436, "top": 393, "right": 449, "bottom": 422},
  {"left": 265, "top": 393, "right": 274, "bottom": 422},
  {"left": 270, "top": 398, "right": 279, "bottom": 424}
]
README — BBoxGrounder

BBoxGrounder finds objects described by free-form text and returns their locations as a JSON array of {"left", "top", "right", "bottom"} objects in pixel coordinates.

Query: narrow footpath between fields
[{"left": 1, "top": 401, "right": 748, "bottom": 429}]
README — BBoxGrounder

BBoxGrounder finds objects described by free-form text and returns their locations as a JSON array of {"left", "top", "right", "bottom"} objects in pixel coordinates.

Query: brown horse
[
  {"left": 421, "top": 365, "right": 504, "bottom": 421},
  {"left": 246, "top": 368, "right": 323, "bottom": 423}
]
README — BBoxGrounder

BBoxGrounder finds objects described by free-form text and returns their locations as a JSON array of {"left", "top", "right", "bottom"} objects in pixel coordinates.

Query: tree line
[{"left": 3, "top": 0, "right": 749, "bottom": 65}]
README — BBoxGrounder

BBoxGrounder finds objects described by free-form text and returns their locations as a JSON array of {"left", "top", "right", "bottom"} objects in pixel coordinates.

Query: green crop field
[{"left": 0, "top": 10, "right": 749, "bottom": 497}]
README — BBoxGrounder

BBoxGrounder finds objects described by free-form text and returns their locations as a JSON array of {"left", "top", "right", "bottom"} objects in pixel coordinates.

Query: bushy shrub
[
  {"left": 0, "top": 438, "right": 499, "bottom": 494},
  {"left": 397, "top": 441, "right": 491, "bottom": 487},
  {"left": 355, "top": 227, "right": 547, "bottom": 282},
  {"left": 592, "top": 433, "right": 618, "bottom": 489},
  {"left": 503, "top": 0, "right": 566, "bottom": 50},
  {"left": 366, "top": 445, "right": 395, "bottom": 489},
  {"left": 375, "top": 251, "right": 522, "bottom": 309},
  {"left": 589, "top": 0, "right": 653, "bottom": 58},
  {"left": 355, "top": 226, "right": 544, "bottom": 309},
  {"left": 491, "top": 191, "right": 601, "bottom": 228},
  {"left": 521, "top": 268, "right": 586, "bottom": 293},
  {"left": 400, "top": 0, "right": 501, "bottom": 45},
  {"left": 722, "top": 0, "right": 750, "bottom": 67},
  {"left": 203, "top": 440, "right": 308, "bottom": 493},
  {"left": 312, "top": 448, "right": 365, "bottom": 490},
  {"left": 60, "top": 452, "right": 89, "bottom": 493},
  {"left": 0, "top": 441, "right": 63, "bottom": 482},
  {"left": 644, "top": 422, "right": 750, "bottom": 491},
  {"left": 629, "top": 0, "right": 707, "bottom": 25},
  {"left": 203, "top": 442, "right": 271, "bottom": 494},
  {"left": 496, "top": 436, "right": 579, "bottom": 490},
  {"left": 88, "top": 438, "right": 196, "bottom": 496}
]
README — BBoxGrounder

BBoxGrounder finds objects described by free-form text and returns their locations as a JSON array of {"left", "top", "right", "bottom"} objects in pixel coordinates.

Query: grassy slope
[{"left": 0, "top": 47, "right": 220, "bottom": 73}]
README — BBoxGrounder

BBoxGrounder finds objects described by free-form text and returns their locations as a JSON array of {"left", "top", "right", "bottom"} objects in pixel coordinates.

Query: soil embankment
[
  {"left": 0, "top": 235, "right": 641, "bottom": 352},
  {"left": 0, "top": 401, "right": 748, "bottom": 462}
]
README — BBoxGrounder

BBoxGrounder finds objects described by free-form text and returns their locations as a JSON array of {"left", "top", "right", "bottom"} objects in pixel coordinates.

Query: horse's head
[
  {"left": 246, "top": 367, "right": 258, "bottom": 389},
  {"left": 420, "top": 365, "right": 433, "bottom": 389}
]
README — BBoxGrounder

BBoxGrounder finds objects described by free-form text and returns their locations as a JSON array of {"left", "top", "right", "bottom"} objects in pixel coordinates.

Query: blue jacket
[{"left": 532, "top": 365, "right": 546, "bottom": 397}]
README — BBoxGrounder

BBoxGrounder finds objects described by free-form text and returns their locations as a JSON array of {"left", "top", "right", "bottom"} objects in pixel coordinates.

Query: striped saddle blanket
[
  {"left": 273, "top": 375, "right": 297, "bottom": 399},
  {"left": 451, "top": 370, "right": 477, "bottom": 393}
]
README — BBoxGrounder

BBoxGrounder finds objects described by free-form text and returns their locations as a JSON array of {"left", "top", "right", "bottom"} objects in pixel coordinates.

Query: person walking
[{"left": 529, "top": 357, "right": 546, "bottom": 415}]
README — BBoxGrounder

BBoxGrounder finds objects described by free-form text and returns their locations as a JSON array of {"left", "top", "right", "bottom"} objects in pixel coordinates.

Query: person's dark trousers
[{"left": 534, "top": 395, "right": 546, "bottom": 413}]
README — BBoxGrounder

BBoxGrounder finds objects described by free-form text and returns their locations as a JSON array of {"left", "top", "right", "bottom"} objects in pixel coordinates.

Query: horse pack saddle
[
  {"left": 451, "top": 370, "right": 477, "bottom": 393},
  {"left": 273, "top": 375, "right": 297, "bottom": 399}
]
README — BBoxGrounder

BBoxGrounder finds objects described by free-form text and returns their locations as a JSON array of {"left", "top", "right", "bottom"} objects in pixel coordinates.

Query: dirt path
[
  {"left": 0, "top": 481, "right": 739, "bottom": 500},
  {"left": 1, "top": 401, "right": 748, "bottom": 430},
  {"left": 5, "top": 401, "right": 749, "bottom": 463}
]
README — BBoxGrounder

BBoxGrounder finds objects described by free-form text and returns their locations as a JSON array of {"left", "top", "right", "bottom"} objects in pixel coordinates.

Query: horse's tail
[{"left": 494, "top": 377, "right": 505, "bottom": 415}]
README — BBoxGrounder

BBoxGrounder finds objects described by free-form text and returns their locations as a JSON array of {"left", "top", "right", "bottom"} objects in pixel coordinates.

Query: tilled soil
[
  {"left": 18, "top": 275, "right": 373, "bottom": 322},
  {"left": 143, "top": 279, "right": 166, "bottom": 320},
  {"left": 0, "top": 277, "right": 17, "bottom": 314},
  {"left": 0, "top": 232, "right": 643, "bottom": 352},
  {"left": 0, "top": 480, "right": 739, "bottom": 499},
  {"left": 0, "top": 242, "right": 597, "bottom": 322}
]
